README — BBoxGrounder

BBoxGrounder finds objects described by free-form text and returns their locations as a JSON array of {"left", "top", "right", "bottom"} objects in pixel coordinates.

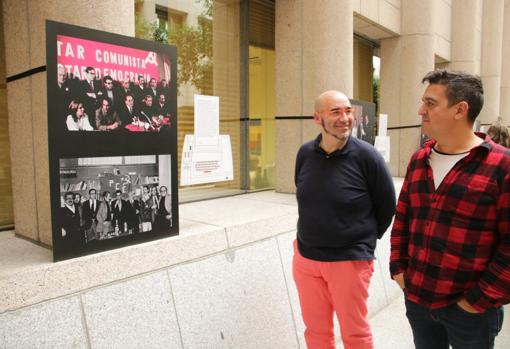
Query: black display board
[
  {"left": 46, "top": 20, "right": 178, "bottom": 261},
  {"left": 350, "top": 98, "right": 376, "bottom": 145}
]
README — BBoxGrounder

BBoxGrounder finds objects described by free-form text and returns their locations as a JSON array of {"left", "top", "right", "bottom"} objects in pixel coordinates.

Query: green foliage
[
  {"left": 167, "top": 15, "right": 212, "bottom": 93},
  {"left": 152, "top": 23, "right": 168, "bottom": 43},
  {"left": 134, "top": 0, "right": 213, "bottom": 94},
  {"left": 200, "top": 0, "right": 213, "bottom": 17},
  {"left": 373, "top": 76, "right": 380, "bottom": 134},
  {"left": 373, "top": 76, "right": 379, "bottom": 115}
]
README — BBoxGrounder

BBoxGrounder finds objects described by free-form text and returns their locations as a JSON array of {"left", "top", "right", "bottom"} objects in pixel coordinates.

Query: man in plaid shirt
[{"left": 390, "top": 70, "right": 508, "bottom": 349}]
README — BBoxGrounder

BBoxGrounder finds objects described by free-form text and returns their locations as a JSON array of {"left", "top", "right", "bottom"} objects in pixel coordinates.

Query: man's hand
[
  {"left": 456, "top": 298, "right": 480, "bottom": 313},
  {"left": 393, "top": 273, "right": 405, "bottom": 289}
]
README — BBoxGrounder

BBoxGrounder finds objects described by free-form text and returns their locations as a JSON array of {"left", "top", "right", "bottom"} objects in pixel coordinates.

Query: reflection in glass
[
  {"left": 135, "top": 0, "right": 276, "bottom": 200},
  {"left": 248, "top": 45, "right": 275, "bottom": 190},
  {"left": 136, "top": 1, "right": 243, "bottom": 202}
]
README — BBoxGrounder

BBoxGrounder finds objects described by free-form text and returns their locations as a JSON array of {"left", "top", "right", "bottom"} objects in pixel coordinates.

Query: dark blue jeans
[{"left": 405, "top": 298, "right": 504, "bottom": 349}]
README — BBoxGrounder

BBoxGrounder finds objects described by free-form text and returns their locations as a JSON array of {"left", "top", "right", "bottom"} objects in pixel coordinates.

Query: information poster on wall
[
  {"left": 374, "top": 113, "right": 391, "bottom": 162},
  {"left": 46, "top": 21, "right": 178, "bottom": 261},
  {"left": 180, "top": 94, "right": 233, "bottom": 186}
]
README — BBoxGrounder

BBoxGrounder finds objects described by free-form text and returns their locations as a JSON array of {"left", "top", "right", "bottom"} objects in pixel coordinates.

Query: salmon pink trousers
[{"left": 292, "top": 240, "right": 374, "bottom": 349}]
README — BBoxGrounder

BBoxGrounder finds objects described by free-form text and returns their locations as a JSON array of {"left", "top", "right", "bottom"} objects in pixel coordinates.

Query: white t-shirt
[
  {"left": 66, "top": 114, "right": 94, "bottom": 131},
  {"left": 429, "top": 147, "right": 469, "bottom": 190}
]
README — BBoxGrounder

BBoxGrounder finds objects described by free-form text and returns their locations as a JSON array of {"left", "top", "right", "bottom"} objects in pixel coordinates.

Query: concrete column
[
  {"left": 0, "top": 6, "right": 14, "bottom": 228},
  {"left": 2, "top": 0, "right": 134, "bottom": 245},
  {"left": 301, "top": 0, "right": 353, "bottom": 110},
  {"left": 450, "top": 0, "right": 483, "bottom": 74},
  {"left": 380, "top": 0, "right": 435, "bottom": 176},
  {"left": 500, "top": 0, "right": 510, "bottom": 125},
  {"left": 213, "top": 1, "right": 241, "bottom": 188},
  {"left": 479, "top": 0, "right": 504, "bottom": 125},
  {"left": 275, "top": 0, "right": 353, "bottom": 193}
]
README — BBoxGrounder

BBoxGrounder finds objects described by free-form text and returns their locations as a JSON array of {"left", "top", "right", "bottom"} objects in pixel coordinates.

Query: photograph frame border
[{"left": 46, "top": 20, "right": 179, "bottom": 261}]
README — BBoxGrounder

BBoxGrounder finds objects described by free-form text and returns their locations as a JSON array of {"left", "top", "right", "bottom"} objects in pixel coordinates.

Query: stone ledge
[
  {"left": 0, "top": 190, "right": 299, "bottom": 314},
  {"left": 0, "top": 223, "right": 227, "bottom": 314},
  {"left": 226, "top": 213, "right": 298, "bottom": 248}
]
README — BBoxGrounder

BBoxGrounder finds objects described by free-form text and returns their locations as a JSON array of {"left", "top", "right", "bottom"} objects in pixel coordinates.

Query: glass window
[
  {"left": 135, "top": 0, "right": 275, "bottom": 202},
  {"left": 248, "top": 45, "right": 275, "bottom": 190},
  {"left": 155, "top": 8, "right": 169, "bottom": 32},
  {"left": 0, "top": 17, "right": 13, "bottom": 228},
  {"left": 247, "top": 0, "right": 275, "bottom": 190}
]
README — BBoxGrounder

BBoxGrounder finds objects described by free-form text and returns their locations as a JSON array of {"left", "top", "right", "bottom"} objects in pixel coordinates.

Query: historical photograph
[
  {"left": 351, "top": 99, "right": 376, "bottom": 145},
  {"left": 47, "top": 21, "right": 178, "bottom": 261},
  {"left": 56, "top": 34, "right": 173, "bottom": 133},
  {"left": 59, "top": 154, "right": 174, "bottom": 252}
]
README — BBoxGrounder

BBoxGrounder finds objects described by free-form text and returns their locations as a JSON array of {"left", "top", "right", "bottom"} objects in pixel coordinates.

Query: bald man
[{"left": 293, "top": 90, "right": 396, "bottom": 349}]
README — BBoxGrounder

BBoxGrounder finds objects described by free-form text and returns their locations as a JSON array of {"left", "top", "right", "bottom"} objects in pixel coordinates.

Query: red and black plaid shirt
[{"left": 390, "top": 133, "right": 510, "bottom": 312}]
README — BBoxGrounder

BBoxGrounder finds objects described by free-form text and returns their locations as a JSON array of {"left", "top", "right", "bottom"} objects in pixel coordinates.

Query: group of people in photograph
[
  {"left": 351, "top": 106, "right": 375, "bottom": 144},
  {"left": 56, "top": 66, "right": 171, "bottom": 132},
  {"left": 60, "top": 185, "right": 172, "bottom": 246}
]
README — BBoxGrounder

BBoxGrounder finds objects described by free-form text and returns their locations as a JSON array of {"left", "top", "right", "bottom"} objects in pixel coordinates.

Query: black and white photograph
[
  {"left": 350, "top": 99, "right": 376, "bottom": 145},
  {"left": 57, "top": 155, "right": 176, "bottom": 257},
  {"left": 47, "top": 21, "right": 178, "bottom": 261}
]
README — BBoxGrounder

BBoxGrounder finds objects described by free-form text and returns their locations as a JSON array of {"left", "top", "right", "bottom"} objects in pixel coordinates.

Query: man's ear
[
  {"left": 454, "top": 101, "right": 469, "bottom": 120},
  {"left": 313, "top": 112, "right": 321, "bottom": 125}
]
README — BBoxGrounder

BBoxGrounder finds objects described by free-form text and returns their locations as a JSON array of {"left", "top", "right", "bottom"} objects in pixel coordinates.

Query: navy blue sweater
[{"left": 295, "top": 134, "right": 396, "bottom": 261}]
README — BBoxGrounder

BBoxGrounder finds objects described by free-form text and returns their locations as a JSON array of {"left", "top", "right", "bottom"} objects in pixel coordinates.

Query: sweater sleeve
[
  {"left": 369, "top": 151, "right": 396, "bottom": 239},
  {"left": 294, "top": 146, "right": 303, "bottom": 187},
  {"left": 389, "top": 160, "right": 412, "bottom": 277},
  {"left": 465, "top": 170, "right": 510, "bottom": 311}
]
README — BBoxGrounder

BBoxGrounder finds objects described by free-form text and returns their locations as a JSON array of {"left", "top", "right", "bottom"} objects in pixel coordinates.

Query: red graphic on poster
[{"left": 57, "top": 35, "right": 160, "bottom": 82}]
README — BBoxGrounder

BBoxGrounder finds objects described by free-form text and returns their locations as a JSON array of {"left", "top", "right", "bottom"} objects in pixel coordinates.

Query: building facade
[
  {"left": 1, "top": 0, "right": 509, "bottom": 243},
  {"left": 0, "top": 0, "right": 510, "bottom": 347}
]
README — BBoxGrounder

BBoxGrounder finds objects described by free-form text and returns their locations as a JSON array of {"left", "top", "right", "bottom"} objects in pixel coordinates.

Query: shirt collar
[
  {"left": 313, "top": 133, "right": 353, "bottom": 156},
  {"left": 423, "top": 132, "right": 492, "bottom": 156}
]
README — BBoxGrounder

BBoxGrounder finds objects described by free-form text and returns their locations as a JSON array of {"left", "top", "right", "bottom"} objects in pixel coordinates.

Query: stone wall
[{"left": 0, "top": 187, "right": 403, "bottom": 348}]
